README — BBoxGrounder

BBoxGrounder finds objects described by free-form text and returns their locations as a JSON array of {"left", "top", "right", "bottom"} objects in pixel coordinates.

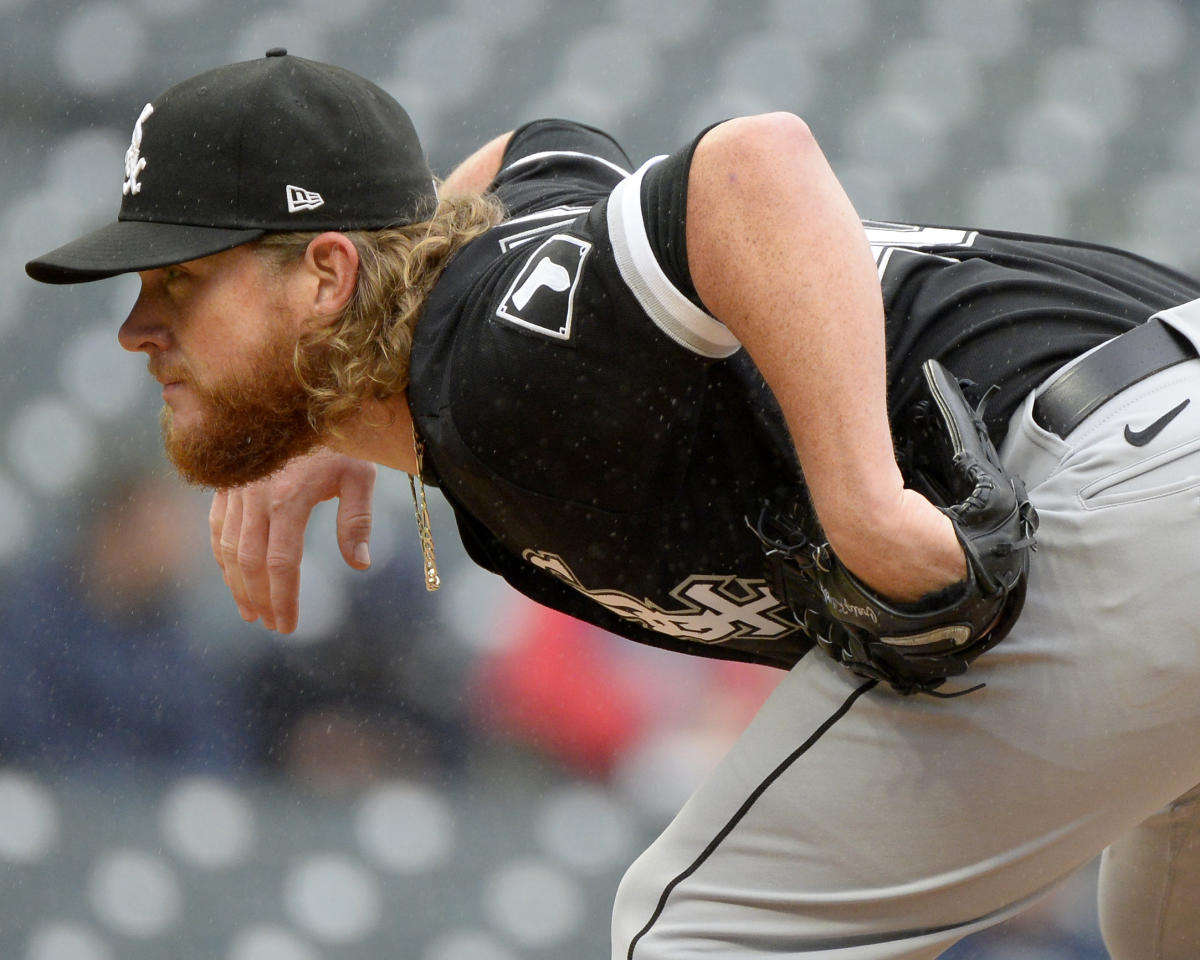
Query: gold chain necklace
[{"left": 409, "top": 429, "right": 441, "bottom": 591}]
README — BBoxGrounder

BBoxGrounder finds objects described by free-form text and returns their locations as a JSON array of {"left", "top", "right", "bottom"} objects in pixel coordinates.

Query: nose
[{"left": 117, "top": 280, "right": 171, "bottom": 354}]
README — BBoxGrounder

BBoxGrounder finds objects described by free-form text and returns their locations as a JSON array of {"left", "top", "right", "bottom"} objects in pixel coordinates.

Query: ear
[{"left": 300, "top": 232, "right": 359, "bottom": 327}]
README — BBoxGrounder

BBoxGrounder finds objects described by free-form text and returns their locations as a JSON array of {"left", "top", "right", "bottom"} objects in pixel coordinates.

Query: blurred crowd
[
  {"left": 0, "top": 466, "right": 780, "bottom": 793},
  {"left": 0, "top": 466, "right": 1108, "bottom": 957}
]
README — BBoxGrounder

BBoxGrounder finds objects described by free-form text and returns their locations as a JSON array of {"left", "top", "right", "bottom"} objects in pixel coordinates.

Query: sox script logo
[
  {"left": 525, "top": 550, "right": 796, "bottom": 644},
  {"left": 862, "top": 219, "right": 979, "bottom": 278},
  {"left": 123, "top": 103, "right": 154, "bottom": 196}
]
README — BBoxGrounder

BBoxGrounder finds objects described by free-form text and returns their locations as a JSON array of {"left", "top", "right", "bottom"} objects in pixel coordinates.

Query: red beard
[{"left": 160, "top": 337, "right": 323, "bottom": 490}]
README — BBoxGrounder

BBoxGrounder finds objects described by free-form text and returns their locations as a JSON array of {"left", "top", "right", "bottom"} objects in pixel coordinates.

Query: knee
[{"left": 1099, "top": 786, "right": 1200, "bottom": 960}]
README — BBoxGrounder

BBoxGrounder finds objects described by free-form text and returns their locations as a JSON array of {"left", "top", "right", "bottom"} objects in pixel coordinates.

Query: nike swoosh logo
[{"left": 1124, "top": 398, "right": 1191, "bottom": 446}]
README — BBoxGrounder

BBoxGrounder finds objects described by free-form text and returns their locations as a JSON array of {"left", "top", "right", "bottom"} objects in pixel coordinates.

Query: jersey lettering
[
  {"left": 498, "top": 206, "right": 590, "bottom": 252},
  {"left": 863, "top": 219, "right": 979, "bottom": 278},
  {"left": 495, "top": 234, "right": 591, "bottom": 340},
  {"left": 525, "top": 549, "right": 797, "bottom": 644}
]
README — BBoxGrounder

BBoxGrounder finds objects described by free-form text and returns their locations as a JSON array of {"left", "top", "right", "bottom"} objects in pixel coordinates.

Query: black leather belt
[{"left": 1032, "top": 318, "right": 1196, "bottom": 437}]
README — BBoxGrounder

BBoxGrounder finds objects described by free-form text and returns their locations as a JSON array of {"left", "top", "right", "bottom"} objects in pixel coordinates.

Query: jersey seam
[{"left": 503, "top": 149, "right": 631, "bottom": 179}]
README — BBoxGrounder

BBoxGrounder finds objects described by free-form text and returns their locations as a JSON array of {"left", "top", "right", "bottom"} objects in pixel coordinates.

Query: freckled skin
[{"left": 686, "top": 114, "right": 963, "bottom": 600}]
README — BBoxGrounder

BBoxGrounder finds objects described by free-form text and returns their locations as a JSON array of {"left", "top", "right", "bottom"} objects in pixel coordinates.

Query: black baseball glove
[{"left": 757, "top": 359, "right": 1038, "bottom": 696}]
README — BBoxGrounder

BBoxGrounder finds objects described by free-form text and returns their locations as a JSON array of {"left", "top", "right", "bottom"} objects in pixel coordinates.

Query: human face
[{"left": 118, "top": 245, "right": 322, "bottom": 488}]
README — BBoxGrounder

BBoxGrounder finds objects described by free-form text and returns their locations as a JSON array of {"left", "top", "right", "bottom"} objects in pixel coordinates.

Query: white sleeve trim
[
  {"left": 607, "top": 157, "right": 741, "bottom": 359},
  {"left": 504, "top": 150, "right": 631, "bottom": 179}
]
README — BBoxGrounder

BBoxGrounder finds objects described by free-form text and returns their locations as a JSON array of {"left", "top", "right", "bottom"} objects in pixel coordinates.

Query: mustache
[{"left": 146, "top": 357, "right": 191, "bottom": 384}]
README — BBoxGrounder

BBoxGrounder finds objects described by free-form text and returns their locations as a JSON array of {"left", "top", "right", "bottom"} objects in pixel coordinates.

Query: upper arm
[
  {"left": 685, "top": 113, "right": 882, "bottom": 358},
  {"left": 440, "top": 131, "right": 514, "bottom": 196},
  {"left": 681, "top": 113, "right": 906, "bottom": 536},
  {"left": 683, "top": 113, "right": 888, "bottom": 415}
]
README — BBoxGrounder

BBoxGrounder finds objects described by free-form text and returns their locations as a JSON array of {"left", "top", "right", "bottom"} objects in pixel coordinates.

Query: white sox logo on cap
[{"left": 123, "top": 103, "right": 154, "bottom": 197}]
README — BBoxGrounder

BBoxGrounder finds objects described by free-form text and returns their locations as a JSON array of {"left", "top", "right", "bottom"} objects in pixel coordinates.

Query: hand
[
  {"left": 209, "top": 447, "right": 377, "bottom": 633},
  {"left": 826, "top": 487, "right": 967, "bottom": 604}
]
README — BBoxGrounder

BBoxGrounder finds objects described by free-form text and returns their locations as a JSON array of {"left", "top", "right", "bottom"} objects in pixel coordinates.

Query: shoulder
[{"left": 499, "top": 119, "right": 634, "bottom": 179}]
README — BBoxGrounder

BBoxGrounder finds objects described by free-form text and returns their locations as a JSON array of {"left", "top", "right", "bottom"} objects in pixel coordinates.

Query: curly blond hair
[{"left": 255, "top": 190, "right": 505, "bottom": 434}]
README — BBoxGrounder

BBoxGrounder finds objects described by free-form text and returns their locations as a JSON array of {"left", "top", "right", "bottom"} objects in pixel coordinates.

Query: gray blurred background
[{"left": 4, "top": 0, "right": 1199, "bottom": 957}]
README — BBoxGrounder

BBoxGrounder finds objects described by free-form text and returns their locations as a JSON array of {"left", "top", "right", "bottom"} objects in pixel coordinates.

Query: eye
[{"left": 159, "top": 265, "right": 194, "bottom": 294}]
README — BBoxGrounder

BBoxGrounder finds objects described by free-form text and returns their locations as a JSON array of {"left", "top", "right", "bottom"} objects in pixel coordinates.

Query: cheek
[{"left": 195, "top": 318, "right": 278, "bottom": 379}]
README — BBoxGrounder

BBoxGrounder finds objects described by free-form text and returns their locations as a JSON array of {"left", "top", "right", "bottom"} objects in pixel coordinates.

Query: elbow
[
  {"left": 714, "top": 111, "right": 816, "bottom": 151},
  {"left": 745, "top": 111, "right": 815, "bottom": 146},
  {"left": 696, "top": 112, "right": 821, "bottom": 181}
]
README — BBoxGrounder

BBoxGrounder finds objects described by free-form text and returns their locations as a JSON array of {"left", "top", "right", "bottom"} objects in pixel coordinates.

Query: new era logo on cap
[{"left": 286, "top": 184, "right": 324, "bottom": 213}]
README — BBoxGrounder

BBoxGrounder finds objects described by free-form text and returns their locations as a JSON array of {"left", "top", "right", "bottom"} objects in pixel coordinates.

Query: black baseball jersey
[{"left": 408, "top": 119, "right": 1200, "bottom": 671}]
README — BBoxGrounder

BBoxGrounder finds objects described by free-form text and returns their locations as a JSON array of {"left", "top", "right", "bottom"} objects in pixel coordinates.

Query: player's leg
[
  {"left": 1098, "top": 782, "right": 1200, "bottom": 960},
  {"left": 612, "top": 332, "right": 1200, "bottom": 959},
  {"left": 611, "top": 654, "right": 1069, "bottom": 960}
]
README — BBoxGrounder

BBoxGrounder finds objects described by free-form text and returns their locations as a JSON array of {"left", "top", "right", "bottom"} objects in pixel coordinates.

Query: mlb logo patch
[{"left": 495, "top": 234, "right": 592, "bottom": 340}]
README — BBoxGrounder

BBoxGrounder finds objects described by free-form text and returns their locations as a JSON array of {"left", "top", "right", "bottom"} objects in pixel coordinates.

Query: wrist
[{"left": 823, "top": 489, "right": 965, "bottom": 603}]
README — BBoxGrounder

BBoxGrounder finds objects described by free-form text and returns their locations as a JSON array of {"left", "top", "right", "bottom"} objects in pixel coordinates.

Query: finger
[
  {"left": 336, "top": 463, "right": 377, "bottom": 570},
  {"left": 235, "top": 485, "right": 276, "bottom": 631},
  {"left": 263, "top": 497, "right": 313, "bottom": 634},
  {"left": 218, "top": 490, "right": 256, "bottom": 623},
  {"left": 209, "top": 489, "right": 229, "bottom": 574}
]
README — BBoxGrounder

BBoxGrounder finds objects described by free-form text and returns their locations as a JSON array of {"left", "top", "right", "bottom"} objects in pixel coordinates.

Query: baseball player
[{"left": 26, "top": 52, "right": 1200, "bottom": 958}]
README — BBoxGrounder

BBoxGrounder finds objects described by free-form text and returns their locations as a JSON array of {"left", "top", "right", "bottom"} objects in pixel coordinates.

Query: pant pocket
[
  {"left": 1000, "top": 389, "right": 1071, "bottom": 491},
  {"left": 1080, "top": 436, "right": 1200, "bottom": 509}
]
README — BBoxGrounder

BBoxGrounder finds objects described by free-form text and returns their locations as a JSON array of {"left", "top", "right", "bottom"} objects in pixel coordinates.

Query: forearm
[
  {"left": 687, "top": 114, "right": 962, "bottom": 597},
  {"left": 440, "top": 131, "right": 513, "bottom": 195}
]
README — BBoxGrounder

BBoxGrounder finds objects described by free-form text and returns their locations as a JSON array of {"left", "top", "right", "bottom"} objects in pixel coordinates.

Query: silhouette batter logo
[{"left": 496, "top": 234, "right": 592, "bottom": 340}]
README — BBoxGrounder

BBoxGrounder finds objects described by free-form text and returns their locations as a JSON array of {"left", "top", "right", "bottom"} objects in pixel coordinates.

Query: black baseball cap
[{"left": 26, "top": 50, "right": 437, "bottom": 285}]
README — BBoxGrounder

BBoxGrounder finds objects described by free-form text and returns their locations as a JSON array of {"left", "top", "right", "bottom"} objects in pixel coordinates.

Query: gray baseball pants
[{"left": 612, "top": 300, "right": 1200, "bottom": 959}]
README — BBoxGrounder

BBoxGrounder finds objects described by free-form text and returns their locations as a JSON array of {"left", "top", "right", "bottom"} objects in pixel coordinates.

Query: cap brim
[{"left": 25, "top": 219, "right": 267, "bottom": 285}]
